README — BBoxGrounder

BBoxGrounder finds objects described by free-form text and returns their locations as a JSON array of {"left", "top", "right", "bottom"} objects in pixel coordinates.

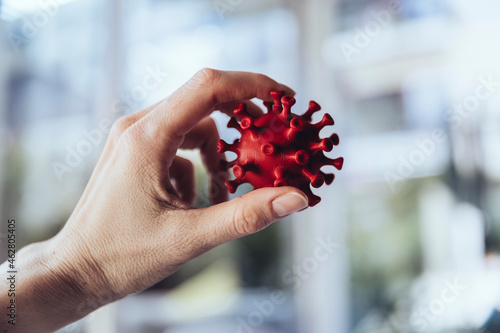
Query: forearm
[{"left": 0, "top": 240, "right": 103, "bottom": 332}]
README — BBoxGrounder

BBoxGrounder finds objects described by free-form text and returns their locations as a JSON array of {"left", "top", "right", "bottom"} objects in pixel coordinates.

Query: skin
[{"left": 0, "top": 69, "right": 309, "bottom": 332}]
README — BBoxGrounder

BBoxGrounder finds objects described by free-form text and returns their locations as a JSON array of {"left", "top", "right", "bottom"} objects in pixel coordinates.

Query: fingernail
[{"left": 272, "top": 192, "right": 308, "bottom": 217}]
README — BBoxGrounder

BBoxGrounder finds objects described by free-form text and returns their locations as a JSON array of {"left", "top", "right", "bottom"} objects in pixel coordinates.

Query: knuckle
[
  {"left": 188, "top": 68, "right": 226, "bottom": 105},
  {"left": 193, "top": 68, "right": 220, "bottom": 87},
  {"left": 234, "top": 202, "right": 270, "bottom": 236},
  {"left": 257, "top": 73, "right": 271, "bottom": 82},
  {"left": 114, "top": 122, "right": 151, "bottom": 164},
  {"left": 110, "top": 115, "right": 136, "bottom": 138},
  {"left": 118, "top": 125, "right": 142, "bottom": 150}
]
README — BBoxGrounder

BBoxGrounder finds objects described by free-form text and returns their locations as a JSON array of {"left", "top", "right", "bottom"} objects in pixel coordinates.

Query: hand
[{"left": 2, "top": 69, "right": 309, "bottom": 332}]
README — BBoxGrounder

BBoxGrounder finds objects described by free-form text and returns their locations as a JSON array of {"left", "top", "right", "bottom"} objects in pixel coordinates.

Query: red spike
[
  {"left": 290, "top": 117, "right": 305, "bottom": 130},
  {"left": 330, "top": 133, "right": 340, "bottom": 146},
  {"left": 227, "top": 117, "right": 242, "bottom": 133},
  {"left": 302, "top": 169, "right": 325, "bottom": 188},
  {"left": 294, "top": 150, "right": 309, "bottom": 165},
  {"left": 310, "top": 138, "right": 333, "bottom": 152},
  {"left": 281, "top": 96, "right": 296, "bottom": 118},
  {"left": 234, "top": 103, "right": 252, "bottom": 118},
  {"left": 313, "top": 114, "right": 334, "bottom": 130},
  {"left": 261, "top": 142, "right": 276, "bottom": 156},
  {"left": 225, "top": 179, "right": 242, "bottom": 194},
  {"left": 303, "top": 101, "right": 321, "bottom": 121},
  {"left": 321, "top": 172, "right": 335, "bottom": 185},
  {"left": 273, "top": 166, "right": 285, "bottom": 178},
  {"left": 274, "top": 178, "right": 288, "bottom": 187},
  {"left": 217, "top": 139, "right": 231, "bottom": 153},
  {"left": 319, "top": 154, "right": 344, "bottom": 170},
  {"left": 332, "top": 157, "right": 344, "bottom": 170},
  {"left": 302, "top": 186, "right": 321, "bottom": 207},
  {"left": 240, "top": 117, "right": 254, "bottom": 130},
  {"left": 286, "top": 117, "right": 304, "bottom": 141},
  {"left": 270, "top": 91, "right": 285, "bottom": 113},
  {"left": 219, "top": 159, "right": 236, "bottom": 171},
  {"left": 263, "top": 101, "right": 273, "bottom": 112},
  {"left": 232, "top": 164, "right": 246, "bottom": 178}
]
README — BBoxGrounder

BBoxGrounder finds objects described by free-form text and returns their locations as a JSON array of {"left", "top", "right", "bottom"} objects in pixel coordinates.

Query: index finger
[{"left": 136, "top": 69, "right": 295, "bottom": 148}]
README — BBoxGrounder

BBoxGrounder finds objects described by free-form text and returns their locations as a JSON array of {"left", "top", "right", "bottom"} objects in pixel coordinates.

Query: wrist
[
  {"left": 2, "top": 240, "right": 109, "bottom": 332},
  {"left": 44, "top": 233, "right": 117, "bottom": 314}
]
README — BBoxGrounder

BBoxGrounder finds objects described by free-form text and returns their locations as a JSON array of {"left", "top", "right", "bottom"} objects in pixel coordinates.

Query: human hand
[{"left": 5, "top": 69, "right": 309, "bottom": 332}]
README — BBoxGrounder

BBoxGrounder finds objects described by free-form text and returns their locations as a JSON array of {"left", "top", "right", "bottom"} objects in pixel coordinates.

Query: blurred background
[{"left": 1, "top": 0, "right": 500, "bottom": 332}]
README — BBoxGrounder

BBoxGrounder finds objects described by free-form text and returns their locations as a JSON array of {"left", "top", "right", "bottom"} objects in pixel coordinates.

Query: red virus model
[{"left": 217, "top": 91, "right": 343, "bottom": 207}]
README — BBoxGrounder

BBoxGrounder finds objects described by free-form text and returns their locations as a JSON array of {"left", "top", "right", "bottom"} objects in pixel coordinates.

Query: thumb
[{"left": 198, "top": 187, "right": 309, "bottom": 245}]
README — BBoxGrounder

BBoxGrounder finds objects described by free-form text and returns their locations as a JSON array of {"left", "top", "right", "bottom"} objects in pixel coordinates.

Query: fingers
[
  {"left": 133, "top": 69, "right": 295, "bottom": 153},
  {"left": 169, "top": 156, "right": 196, "bottom": 205},
  {"left": 180, "top": 117, "right": 228, "bottom": 204},
  {"left": 190, "top": 187, "right": 308, "bottom": 246}
]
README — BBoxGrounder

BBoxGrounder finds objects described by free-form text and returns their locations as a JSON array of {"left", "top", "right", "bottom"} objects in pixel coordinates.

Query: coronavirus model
[{"left": 217, "top": 91, "right": 343, "bottom": 207}]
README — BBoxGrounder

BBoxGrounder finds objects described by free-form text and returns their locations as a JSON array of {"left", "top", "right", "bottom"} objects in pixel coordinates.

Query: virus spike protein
[{"left": 217, "top": 91, "right": 343, "bottom": 207}]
